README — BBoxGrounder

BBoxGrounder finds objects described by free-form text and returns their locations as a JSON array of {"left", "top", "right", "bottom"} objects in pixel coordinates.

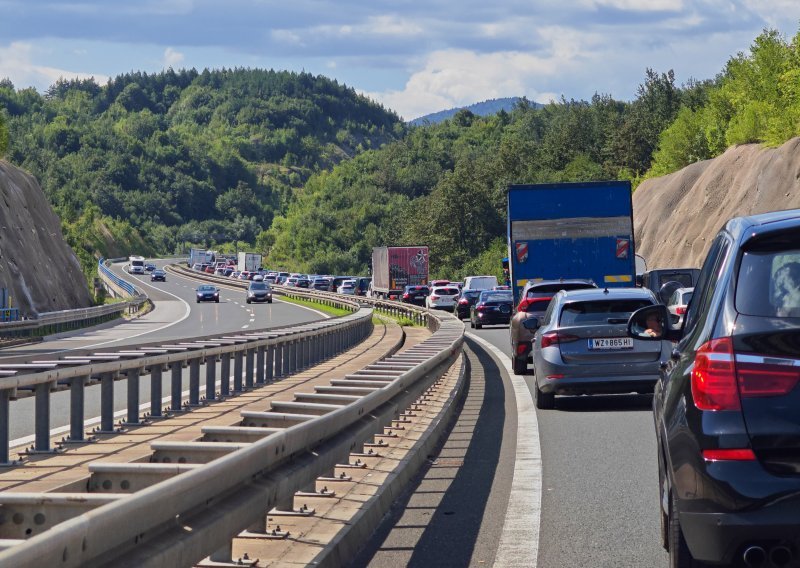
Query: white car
[
  {"left": 666, "top": 286, "right": 694, "bottom": 329},
  {"left": 426, "top": 286, "right": 460, "bottom": 310},
  {"left": 337, "top": 280, "right": 357, "bottom": 295}
]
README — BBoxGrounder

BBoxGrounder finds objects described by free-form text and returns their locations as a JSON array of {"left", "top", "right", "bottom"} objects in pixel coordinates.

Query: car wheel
[
  {"left": 534, "top": 381, "right": 555, "bottom": 410},
  {"left": 512, "top": 357, "right": 527, "bottom": 376},
  {"left": 268, "top": 299, "right": 273, "bottom": 303},
  {"left": 474, "top": 321, "right": 482, "bottom": 329},
  {"left": 668, "top": 492, "right": 707, "bottom": 568},
  {"left": 215, "top": 299, "right": 219, "bottom": 303},
  {"left": 246, "top": 299, "right": 251, "bottom": 304}
]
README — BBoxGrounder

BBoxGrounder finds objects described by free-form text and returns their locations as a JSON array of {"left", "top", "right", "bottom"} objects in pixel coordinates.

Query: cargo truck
[
  {"left": 237, "top": 251, "right": 262, "bottom": 273},
  {"left": 188, "top": 248, "right": 215, "bottom": 267},
  {"left": 370, "top": 246, "right": 429, "bottom": 299},
  {"left": 507, "top": 181, "right": 636, "bottom": 306}
]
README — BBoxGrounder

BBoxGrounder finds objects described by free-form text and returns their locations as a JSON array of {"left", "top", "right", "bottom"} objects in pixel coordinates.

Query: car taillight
[
  {"left": 691, "top": 337, "right": 740, "bottom": 411},
  {"left": 540, "top": 331, "right": 579, "bottom": 349},
  {"left": 459, "top": 298, "right": 469, "bottom": 305},
  {"left": 518, "top": 296, "right": 552, "bottom": 312},
  {"left": 516, "top": 343, "right": 529, "bottom": 355},
  {"left": 403, "top": 293, "right": 410, "bottom": 299},
  {"left": 676, "top": 306, "right": 687, "bottom": 315},
  {"left": 736, "top": 354, "right": 800, "bottom": 397},
  {"left": 702, "top": 449, "right": 756, "bottom": 462},
  {"left": 476, "top": 305, "right": 487, "bottom": 312},
  {"left": 430, "top": 295, "right": 439, "bottom": 300}
]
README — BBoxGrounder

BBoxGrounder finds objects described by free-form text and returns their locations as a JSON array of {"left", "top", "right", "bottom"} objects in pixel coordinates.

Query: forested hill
[{"left": 0, "top": 68, "right": 404, "bottom": 274}]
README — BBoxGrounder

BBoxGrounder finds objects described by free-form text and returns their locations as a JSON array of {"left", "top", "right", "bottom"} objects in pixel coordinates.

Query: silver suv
[{"left": 246, "top": 281, "right": 273, "bottom": 304}]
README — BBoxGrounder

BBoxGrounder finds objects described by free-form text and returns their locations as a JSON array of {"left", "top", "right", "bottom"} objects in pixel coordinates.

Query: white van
[{"left": 463, "top": 275, "right": 498, "bottom": 291}]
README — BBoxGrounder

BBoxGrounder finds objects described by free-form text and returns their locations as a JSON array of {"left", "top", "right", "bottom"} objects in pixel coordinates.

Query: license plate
[{"left": 589, "top": 337, "right": 634, "bottom": 350}]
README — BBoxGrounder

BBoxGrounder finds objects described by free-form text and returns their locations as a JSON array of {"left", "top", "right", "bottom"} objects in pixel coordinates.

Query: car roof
[
  {"left": 724, "top": 208, "right": 800, "bottom": 242},
  {"left": 559, "top": 287, "right": 655, "bottom": 301},
  {"left": 523, "top": 278, "right": 595, "bottom": 291}
]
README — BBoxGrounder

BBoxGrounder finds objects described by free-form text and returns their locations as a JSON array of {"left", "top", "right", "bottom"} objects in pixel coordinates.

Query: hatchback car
[
  {"left": 510, "top": 279, "right": 598, "bottom": 375},
  {"left": 150, "top": 268, "right": 167, "bottom": 282},
  {"left": 312, "top": 278, "right": 331, "bottom": 291},
  {"left": 470, "top": 290, "right": 514, "bottom": 328},
  {"left": 337, "top": 280, "right": 357, "bottom": 295},
  {"left": 246, "top": 281, "right": 273, "bottom": 304},
  {"left": 530, "top": 287, "right": 668, "bottom": 409},
  {"left": 401, "top": 285, "right": 430, "bottom": 306},
  {"left": 145, "top": 263, "right": 156, "bottom": 272},
  {"left": 196, "top": 284, "right": 220, "bottom": 303},
  {"left": 628, "top": 209, "right": 800, "bottom": 568},
  {"left": 454, "top": 290, "right": 482, "bottom": 320},
  {"left": 665, "top": 286, "right": 693, "bottom": 329},
  {"left": 426, "top": 286, "right": 460, "bottom": 310}
]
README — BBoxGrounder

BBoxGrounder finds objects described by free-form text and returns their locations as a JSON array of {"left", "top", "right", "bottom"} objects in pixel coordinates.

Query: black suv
[
  {"left": 640, "top": 267, "right": 700, "bottom": 304},
  {"left": 401, "top": 285, "right": 429, "bottom": 307},
  {"left": 628, "top": 210, "right": 800, "bottom": 568}
]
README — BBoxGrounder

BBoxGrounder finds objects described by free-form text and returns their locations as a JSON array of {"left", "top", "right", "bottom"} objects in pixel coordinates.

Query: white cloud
[
  {"left": 365, "top": 15, "right": 424, "bottom": 37},
  {"left": 0, "top": 42, "right": 107, "bottom": 90},
  {"left": 581, "top": 0, "right": 684, "bottom": 10},
  {"left": 162, "top": 47, "right": 184, "bottom": 68},
  {"left": 367, "top": 46, "right": 579, "bottom": 120}
]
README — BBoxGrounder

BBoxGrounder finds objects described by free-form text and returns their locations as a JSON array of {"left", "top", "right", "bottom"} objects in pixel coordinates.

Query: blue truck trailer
[{"left": 507, "top": 181, "right": 636, "bottom": 305}]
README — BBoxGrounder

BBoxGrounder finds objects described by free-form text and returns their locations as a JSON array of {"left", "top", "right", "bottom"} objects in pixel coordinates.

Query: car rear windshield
[
  {"left": 656, "top": 273, "right": 694, "bottom": 288},
  {"left": 736, "top": 249, "right": 800, "bottom": 317},
  {"left": 480, "top": 292, "right": 512, "bottom": 302},
  {"left": 559, "top": 299, "right": 653, "bottom": 326},
  {"left": 435, "top": 288, "right": 459, "bottom": 295},
  {"left": 527, "top": 282, "right": 594, "bottom": 296}
]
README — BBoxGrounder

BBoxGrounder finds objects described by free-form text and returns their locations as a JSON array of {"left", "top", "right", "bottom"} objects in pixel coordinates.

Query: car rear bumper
[
  {"left": 538, "top": 374, "right": 657, "bottom": 395},
  {"left": 680, "top": 496, "right": 800, "bottom": 564},
  {"left": 474, "top": 313, "right": 511, "bottom": 325}
]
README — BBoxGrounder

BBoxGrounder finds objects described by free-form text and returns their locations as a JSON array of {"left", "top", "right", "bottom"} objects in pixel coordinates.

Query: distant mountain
[{"left": 409, "top": 97, "right": 542, "bottom": 126}]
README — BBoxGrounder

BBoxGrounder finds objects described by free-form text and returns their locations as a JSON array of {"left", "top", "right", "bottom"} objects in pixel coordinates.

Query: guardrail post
[
  {"left": 245, "top": 348, "right": 254, "bottom": 389},
  {"left": 274, "top": 343, "right": 283, "bottom": 378},
  {"left": 205, "top": 356, "right": 216, "bottom": 401},
  {"left": 220, "top": 353, "right": 231, "bottom": 397},
  {"left": 170, "top": 362, "right": 184, "bottom": 413},
  {"left": 288, "top": 341, "right": 297, "bottom": 374},
  {"left": 150, "top": 365, "right": 163, "bottom": 418},
  {"left": 282, "top": 342, "right": 291, "bottom": 376},
  {"left": 188, "top": 358, "right": 201, "bottom": 406},
  {"left": 125, "top": 369, "right": 140, "bottom": 425},
  {"left": 266, "top": 346, "right": 274, "bottom": 382},
  {"left": 0, "top": 389, "right": 10, "bottom": 465},
  {"left": 68, "top": 376, "right": 87, "bottom": 442},
  {"left": 99, "top": 372, "right": 115, "bottom": 432},
  {"left": 34, "top": 381, "right": 54, "bottom": 452},
  {"left": 233, "top": 351, "right": 243, "bottom": 393},
  {"left": 256, "top": 346, "right": 265, "bottom": 385},
  {"left": 303, "top": 338, "right": 311, "bottom": 368}
]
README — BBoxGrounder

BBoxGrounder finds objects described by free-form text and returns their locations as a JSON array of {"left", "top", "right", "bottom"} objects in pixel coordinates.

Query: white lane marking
[{"left": 467, "top": 332, "right": 541, "bottom": 568}]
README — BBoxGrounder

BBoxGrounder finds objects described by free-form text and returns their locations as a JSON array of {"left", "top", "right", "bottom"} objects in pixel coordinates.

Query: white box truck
[{"left": 238, "top": 252, "right": 262, "bottom": 273}]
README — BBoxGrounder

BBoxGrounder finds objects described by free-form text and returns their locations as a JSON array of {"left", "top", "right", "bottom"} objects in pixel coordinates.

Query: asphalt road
[
  {"left": 2, "top": 261, "right": 327, "bottom": 445},
  {"left": 471, "top": 324, "right": 667, "bottom": 568}
]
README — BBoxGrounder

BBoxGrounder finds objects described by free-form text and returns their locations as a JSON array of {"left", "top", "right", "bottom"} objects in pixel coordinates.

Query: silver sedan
[{"left": 526, "top": 287, "right": 671, "bottom": 409}]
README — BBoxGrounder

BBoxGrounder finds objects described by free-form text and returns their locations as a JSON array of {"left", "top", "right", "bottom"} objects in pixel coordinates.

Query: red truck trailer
[{"left": 370, "top": 246, "right": 429, "bottom": 299}]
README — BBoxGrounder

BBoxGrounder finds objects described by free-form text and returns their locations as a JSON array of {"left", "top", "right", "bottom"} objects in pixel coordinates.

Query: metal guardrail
[
  {"left": 0, "top": 260, "right": 147, "bottom": 340},
  {"left": 0, "top": 267, "right": 464, "bottom": 567}
]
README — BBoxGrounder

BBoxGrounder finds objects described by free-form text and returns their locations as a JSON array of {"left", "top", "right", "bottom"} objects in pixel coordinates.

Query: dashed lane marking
[{"left": 467, "top": 332, "right": 541, "bottom": 568}]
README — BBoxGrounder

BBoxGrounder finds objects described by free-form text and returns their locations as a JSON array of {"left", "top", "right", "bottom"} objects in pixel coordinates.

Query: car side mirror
[
  {"left": 522, "top": 317, "right": 540, "bottom": 331},
  {"left": 628, "top": 305, "right": 676, "bottom": 341}
]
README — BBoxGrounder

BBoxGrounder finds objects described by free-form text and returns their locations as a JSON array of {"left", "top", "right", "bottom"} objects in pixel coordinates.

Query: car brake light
[
  {"left": 676, "top": 306, "right": 687, "bottom": 315},
  {"left": 403, "top": 293, "right": 410, "bottom": 299},
  {"left": 702, "top": 449, "right": 756, "bottom": 462},
  {"left": 430, "top": 295, "right": 439, "bottom": 300},
  {"left": 459, "top": 298, "right": 469, "bottom": 305},
  {"left": 518, "top": 297, "right": 552, "bottom": 312},
  {"left": 516, "top": 343, "right": 529, "bottom": 355},
  {"left": 540, "top": 331, "right": 579, "bottom": 349},
  {"left": 476, "top": 305, "right": 486, "bottom": 312},
  {"left": 736, "top": 355, "right": 800, "bottom": 397},
  {"left": 691, "top": 337, "right": 741, "bottom": 411}
]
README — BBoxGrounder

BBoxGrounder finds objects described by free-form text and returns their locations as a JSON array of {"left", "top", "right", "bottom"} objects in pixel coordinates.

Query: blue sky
[{"left": 0, "top": 0, "right": 798, "bottom": 120}]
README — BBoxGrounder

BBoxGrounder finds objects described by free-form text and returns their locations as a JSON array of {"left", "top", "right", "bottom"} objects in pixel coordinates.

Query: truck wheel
[{"left": 512, "top": 357, "right": 527, "bottom": 375}]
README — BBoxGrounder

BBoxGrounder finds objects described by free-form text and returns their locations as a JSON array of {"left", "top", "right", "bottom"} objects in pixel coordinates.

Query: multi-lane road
[
  {"left": 0, "top": 261, "right": 327, "bottom": 445},
  {"left": 0, "top": 267, "right": 668, "bottom": 567}
]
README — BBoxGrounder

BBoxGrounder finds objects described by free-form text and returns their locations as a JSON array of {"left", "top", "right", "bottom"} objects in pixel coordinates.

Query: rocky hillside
[
  {"left": 633, "top": 137, "right": 800, "bottom": 270},
  {"left": 0, "top": 160, "right": 92, "bottom": 316}
]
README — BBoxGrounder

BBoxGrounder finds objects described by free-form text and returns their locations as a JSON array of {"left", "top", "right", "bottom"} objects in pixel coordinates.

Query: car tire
[
  {"left": 512, "top": 357, "right": 527, "bottom": 376},
  {"left": 474, "top": 322, "right": 482, "bottom": 329},
  {"left": 215, "top": 299, "right": 219, "bottom": 303},
  {"left": 669, "top": 493, "right": 707, "bottom": 568},
  {"left": 268, "top": 299, "right": 273, "bottom": 304},
  {"left": 246, "top": 299, "right": 251, "bottom": 304},
  {"left": 534, "top": 381, "right": 555, "bottom": 409}
]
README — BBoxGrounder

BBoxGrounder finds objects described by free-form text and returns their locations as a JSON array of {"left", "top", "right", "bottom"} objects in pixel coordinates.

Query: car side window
[
  {"left": 682, "top": 235, "right": 731, "bottom": 338},
  {"left": 541, "top": 294, "right": 558, "bottom": 325}
]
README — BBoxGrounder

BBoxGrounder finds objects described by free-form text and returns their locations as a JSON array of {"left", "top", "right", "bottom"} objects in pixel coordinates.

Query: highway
[
  {"left": 1, "top": 261, "right": 327, "bottom": 445},
  {"left": 356, "top": 321, "right": 667, "bottom": 567}
]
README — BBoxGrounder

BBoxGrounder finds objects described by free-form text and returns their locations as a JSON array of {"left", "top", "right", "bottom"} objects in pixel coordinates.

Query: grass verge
[{"left": 277, "top": 294, "right": 353, "bottom": 317}]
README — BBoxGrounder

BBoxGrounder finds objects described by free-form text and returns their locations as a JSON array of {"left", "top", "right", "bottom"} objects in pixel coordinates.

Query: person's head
[{"left": 646, "top": 313, "right": 662, "bottom": 331}]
